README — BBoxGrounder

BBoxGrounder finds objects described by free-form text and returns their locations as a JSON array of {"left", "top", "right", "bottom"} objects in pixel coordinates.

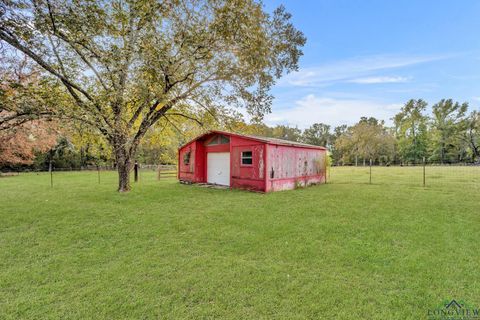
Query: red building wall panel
[
  {"left": 205, "top": 144, "right": 229, "bottom": 153},
  {"left": 178, "top": 141, "right": 195, "bottom": 182},
  {"left": 265, "top": 144, "right": 326, "bottom": 192},
  {"left": 230, "top": 137, "right": 265, "bottom": 191},
  {"left": 194, "top": 142, "right": 205, "bottom": 182}
]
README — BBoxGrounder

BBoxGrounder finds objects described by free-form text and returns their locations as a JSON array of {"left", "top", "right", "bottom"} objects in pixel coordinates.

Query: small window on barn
[
  {"left": 207, "top": 137, "right": 219, "bottom": 145},
  {"left": 219, "top": 135, "right": 230, "bottom": 144},
  {"left": 183, "top": 151, "right": 191, "bottom": 165},
  {"left": 241, "top": 151, "right": 253, "bottom": 165},
  {"left": 207, "top": 135, "right": 230, "bottom": 145}
]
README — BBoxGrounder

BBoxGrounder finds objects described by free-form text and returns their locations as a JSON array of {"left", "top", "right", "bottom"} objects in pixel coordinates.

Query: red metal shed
[{"left": 178, "top": 130, "right": 327, "bottom": 192}]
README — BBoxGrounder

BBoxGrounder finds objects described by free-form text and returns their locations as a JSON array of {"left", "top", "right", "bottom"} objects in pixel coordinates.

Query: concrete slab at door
[{"left": 207, "top": 152, "right": 230, "bottom": 186}]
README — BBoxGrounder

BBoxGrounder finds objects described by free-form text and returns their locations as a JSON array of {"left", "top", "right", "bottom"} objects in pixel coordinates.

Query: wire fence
[
  {"left": 328, "top": 161, "right": 480, "bottom": 188},
  {"left": 0, "top": 164, "right": 176, "bottom": 172},
  {"left": 3, "top": 162, "right": 479, "bottom": 190},
  {"left": 0, "top": 164, "right": 178, "bottom": 187}
]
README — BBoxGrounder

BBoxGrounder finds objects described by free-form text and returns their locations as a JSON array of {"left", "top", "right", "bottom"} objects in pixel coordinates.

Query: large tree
[
  {"left": 269, "top": 125, "right": 302, "bottom": 142},
  {"left": 430, "top": 99, "right": 468, "bottom": 163},
  {"left": 335, "top": 117, "right": 395, "bottom": 165},
  {"left": 302, "top": 123, "right": 331, "bottom": 147},
  {"left": 393, "top": 99, "right": 429, "bottom": 164},
  {"left": 0, "top": 0, "right": 305, "bottom": 191},
  {"left": 330, "top": 124, "right": 347, "bottom": 164}
]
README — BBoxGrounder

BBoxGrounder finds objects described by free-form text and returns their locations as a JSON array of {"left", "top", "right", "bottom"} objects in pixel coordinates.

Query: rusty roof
[{"left": 179, "top": 130, "right": 327, "bottom": 150}]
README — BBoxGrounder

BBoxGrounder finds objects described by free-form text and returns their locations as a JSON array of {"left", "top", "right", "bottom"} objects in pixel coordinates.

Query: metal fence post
[
  {"left": 134, "top": 161, "right": 139, "bottom": 182},
  {"left": 369, "top": 159, "right": 372, "bottom": 184}
]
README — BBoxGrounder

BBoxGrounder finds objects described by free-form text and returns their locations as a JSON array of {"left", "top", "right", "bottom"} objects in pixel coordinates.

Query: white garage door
[{"left": 207, "top": 152, "right": 230, "bottom": 186}]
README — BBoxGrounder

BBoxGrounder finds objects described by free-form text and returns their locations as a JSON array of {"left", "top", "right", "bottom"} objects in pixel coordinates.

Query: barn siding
[
  {"left": 194, "top": 142, "right": 205, "bottom": 182},
  {"left": 266, "top": 145, "right": 326, "bottom": 192},
  {"left": 178, "top": 141, "right": 194, "bottom": 182},
  {"left": 178, "top": 140, "right": 206, "bottom": 183},
  {"left": 230, "top": 136, "right": 265, "bottom": 191}
]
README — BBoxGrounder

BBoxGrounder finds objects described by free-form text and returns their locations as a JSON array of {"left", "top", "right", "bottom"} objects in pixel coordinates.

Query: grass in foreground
[{"left": 0, "top": 168, "right": 479, "bottom": 319}]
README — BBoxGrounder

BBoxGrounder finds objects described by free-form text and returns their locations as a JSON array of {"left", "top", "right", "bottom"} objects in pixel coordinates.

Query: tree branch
[
  {"left": 164, "top": 115, "right": 183, "bottom": 136},
  {"left": 0, "top": 29, "right": 95, "bottom": 103},
  {"left": 0, "top": 111, "right": 52, "bottom": 131},
  {"left": 52, "top": 31, "right": 110, "bottom": 92},
  {"left": 42, "top": 1, "right": 115, "bottom": 89},
  {"left": 188, "top": 96, "right": 220, "bottom": 123},
  {"left": 165, "top": 112, "right": 203, "bottom": 126},
  {"left": 127, "top": 100, "right": 149, "bottom": 128}
]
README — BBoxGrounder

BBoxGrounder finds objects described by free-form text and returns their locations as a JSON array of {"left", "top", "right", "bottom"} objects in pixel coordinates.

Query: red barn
[{"left": 178, "top": 130, "right": 327, "bottom": 192}]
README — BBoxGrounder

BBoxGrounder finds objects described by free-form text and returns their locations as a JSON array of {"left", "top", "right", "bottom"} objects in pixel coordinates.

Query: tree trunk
[
  {"left": 117, "top": 159, "right": 131, "bottom": 192},
  {"left": 114, "top": 141, "right": 132, "bottom": 192}
]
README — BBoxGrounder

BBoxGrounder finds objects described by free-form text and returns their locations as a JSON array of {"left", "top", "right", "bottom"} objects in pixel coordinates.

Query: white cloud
[
  {"left": 265, "top": 94, "right": 402, "bottom": 129},
  {"left": 348, "top": 76, "right": 409, "bottom": 84},
  {"left": 280, "top": 54, "right": 447, "bottom": 87}
]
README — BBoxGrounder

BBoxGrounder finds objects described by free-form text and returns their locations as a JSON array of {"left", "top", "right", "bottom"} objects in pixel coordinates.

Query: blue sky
[{"left": 262, "top": 0, "right": 480, "bottom": 128}]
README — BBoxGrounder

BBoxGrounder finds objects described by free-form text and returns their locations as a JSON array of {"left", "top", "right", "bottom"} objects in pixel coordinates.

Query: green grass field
[{"left": 1, "top": 167, "right": 479, "bottom": 319}]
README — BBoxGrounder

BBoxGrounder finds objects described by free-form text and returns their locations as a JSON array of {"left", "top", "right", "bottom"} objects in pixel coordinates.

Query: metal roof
[{"left": 179, "top": 130, "right": 327, "bottom": 150}]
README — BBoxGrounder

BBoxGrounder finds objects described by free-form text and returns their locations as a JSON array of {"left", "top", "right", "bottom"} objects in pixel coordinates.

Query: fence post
[
  {"left": 157, "top": 165, "right": 161, "bottom": 181},
  {"left": 134, "top": 161, "right": 139, "bottom": 182},
  {"left": 49, "top": 160, "right": 53, "bottom": 188},
  {"left": 423, "top": 157, "right": 426, "bottom": 187},
  {"left": 369, "top": 159, "right": 372, "bottom": 184}
]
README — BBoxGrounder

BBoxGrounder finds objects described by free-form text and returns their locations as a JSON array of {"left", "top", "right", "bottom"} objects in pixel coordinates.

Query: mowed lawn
[{"left": 0, "top": 168, "right": 479, "bottom": 319}]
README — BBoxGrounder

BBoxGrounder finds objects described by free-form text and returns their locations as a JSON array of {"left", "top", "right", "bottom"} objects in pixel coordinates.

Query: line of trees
[
  {"left": 263, "top": 99, "right": 479, "bottom": 165},
  {"left": 1, "top": 97, "right": 479, "bottom": 172},
  {"left": 1, "top": 60, "right": 479, "bottom": 170}
]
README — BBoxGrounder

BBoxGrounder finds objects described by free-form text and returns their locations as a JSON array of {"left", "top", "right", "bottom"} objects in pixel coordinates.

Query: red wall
[
  {"left": 178, "top": 141, "right": 196, "bottom": 182},
  {"left": 178, "top": 140, "right": 206, "bottom": 183},
  {"left": 265, "top": 145, "right": 326, "bottom": 192},
  {"left": 230, "top": 136, "right": 266, "bottom": 192}
]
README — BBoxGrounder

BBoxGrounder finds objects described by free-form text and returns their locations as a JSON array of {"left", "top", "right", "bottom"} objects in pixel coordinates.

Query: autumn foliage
[
  {"left": 0, "top": 118, "right": 57, "bottom": 166},
  {"left": 0, "top": 56, "right": 58, "bottom": 167}
]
